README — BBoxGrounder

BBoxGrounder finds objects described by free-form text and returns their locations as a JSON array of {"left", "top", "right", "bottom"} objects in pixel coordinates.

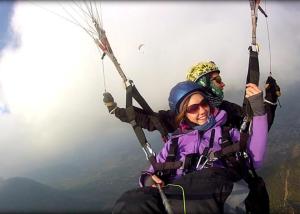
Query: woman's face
[{"left": 185, "top": 93, "right": 210, "bottom": 125}]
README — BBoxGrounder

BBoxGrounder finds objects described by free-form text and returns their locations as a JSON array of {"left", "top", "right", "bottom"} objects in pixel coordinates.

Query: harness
[
  {"left": 156, "top": 126, "right": 257, "bottom": 183},
  {"left": 156, "top": 125, "right": 269, "bottom": 213}
]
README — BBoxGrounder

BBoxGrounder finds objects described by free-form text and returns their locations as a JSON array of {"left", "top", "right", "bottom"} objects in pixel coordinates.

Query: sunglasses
[
  {"left": 186, "top": 99, "right": 209, "bottom": 114},
  {"left": 211, "top": 76, "right": 223, "bottom": 84}
]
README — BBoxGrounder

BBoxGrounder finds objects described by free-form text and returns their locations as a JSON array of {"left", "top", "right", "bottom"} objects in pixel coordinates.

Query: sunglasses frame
[
  {"left": 211, "top": 75, "right": 223, "bottom": 84},
  {"left": 186, "top": 99, "right": 209, "bottom": 114}
]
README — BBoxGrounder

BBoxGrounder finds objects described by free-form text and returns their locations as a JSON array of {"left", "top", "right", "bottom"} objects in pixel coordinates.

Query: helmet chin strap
[{"left": 192, "top": 115, "right": 216, "bottom": 132}]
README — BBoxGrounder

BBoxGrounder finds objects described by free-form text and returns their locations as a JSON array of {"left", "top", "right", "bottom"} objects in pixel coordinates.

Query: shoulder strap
[
  {"left": 166, "top": 137, "right": 179, "bottom": 162},
  {"left": 127, "top": 84, "right": 169, "bottom": 138},
  {"left": 202, "top": 129, "right": 215, "bottom": 157},
  {"left": 221, "top": 126, "right": 233, "bottom": 147},
  {"left": 154, "top": 137, "right": 182, "bottom": 179}
]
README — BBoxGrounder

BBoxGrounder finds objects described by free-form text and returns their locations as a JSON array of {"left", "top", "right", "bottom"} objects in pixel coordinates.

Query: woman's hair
[{"left": 175, "top": 95, "right": 191, "bottom": 127}]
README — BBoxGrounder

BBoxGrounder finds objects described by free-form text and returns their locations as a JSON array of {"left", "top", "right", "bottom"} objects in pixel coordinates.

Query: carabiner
[{"left": 196, "top": 155, "right": 209, "bottom": 170}]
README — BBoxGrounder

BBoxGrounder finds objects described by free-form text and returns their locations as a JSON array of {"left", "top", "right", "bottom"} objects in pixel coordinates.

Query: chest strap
[{"left": 183, "top": 130, "right": 216, "bottom": 173}]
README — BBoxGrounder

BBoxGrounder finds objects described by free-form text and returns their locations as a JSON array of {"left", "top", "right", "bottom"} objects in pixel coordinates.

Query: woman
[{"left": 113, "top": 81, "right": 268, "bottom": 214}]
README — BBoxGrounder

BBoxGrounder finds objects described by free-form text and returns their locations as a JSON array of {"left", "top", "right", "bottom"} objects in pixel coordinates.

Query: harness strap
[
  {"left": 124, "top": 82, "right": 178, "bottom": 214},
  {"left": 129, "top": 84, "right": 169, "bottom": 139},
  {"left": 239, "top": 132, "right": 249, "bottom": 151},
  {"left": 220, "top": 126, "right": 232, "bottom": 148},
  {"left": 154, "top": 137, "right": 182, "bottom": 179},
  {"left": 193, "top": 129, "right": 216, "bottom": 170},
  {"left": 241, "top": 1, "right": 261, "bottom": 133},
  {"left": 201, "top": 129, "right": 215, "bottom": 157},
  {"left": 153, "top": 161, "right": 183, "bottom": 171},
  {"left": 249, "top": 0, "right": 259, "bottom": 47},
  {"left": 216, "top": 126, "right": 261, "bottom": 183},
  {"left": 166, "top": 138, "right": 179, "bottom": 162},
  {"left": 214, "top": 128, "right": 249, "bottom": 159},
  {"left": 163, "top": 137, "right": 181, "bottom": 175},
  {"left": 125, "top": 84, "right": 158, "bottom": 169},
  {"left": 215, "top": 143, "right": 241, "bottom": 158},
  {"left": 125, "top": 82, "right": 174, "bottom": 173},
  {"left": 209, "top": 129, "right": 215, "bottom": 149}
]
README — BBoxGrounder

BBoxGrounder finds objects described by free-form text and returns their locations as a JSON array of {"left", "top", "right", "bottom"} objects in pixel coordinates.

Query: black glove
[
  {"left": 248, "top": 92, "right": 265, "bottom": 116},
  {"left": 103, "top": 92, "right": 117, "bottom": 114},
  {"left": 265, "top": 76, "right": 281, "bottom": 107}
]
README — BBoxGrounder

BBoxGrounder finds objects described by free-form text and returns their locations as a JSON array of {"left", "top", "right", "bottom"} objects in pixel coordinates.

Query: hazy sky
[
  {"left": 0, "top": 1, "right": 14, "bottom": 51},
  {"left": 0, "top": 1, "right": 299, "bottom": 178}
]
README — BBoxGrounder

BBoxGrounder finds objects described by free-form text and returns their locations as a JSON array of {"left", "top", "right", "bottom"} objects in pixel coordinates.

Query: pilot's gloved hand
[
  {"left": 245, "top": 83, "right": 265, "bottom": 116},
  {"left": 103, "top": 92, "right": 117, "bottom": 114}
]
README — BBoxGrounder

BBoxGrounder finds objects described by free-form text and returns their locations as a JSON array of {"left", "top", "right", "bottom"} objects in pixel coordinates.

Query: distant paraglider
[
  {"left": 138, "top": 44, "right": 144, "bottom": 51},
  {"left": 138, "top": 43, "right": 145, "bottom": 54}
]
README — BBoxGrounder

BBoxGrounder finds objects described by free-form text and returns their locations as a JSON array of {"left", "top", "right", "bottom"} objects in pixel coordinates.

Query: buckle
[
  {"left": 196, "top": 155, "right": 209, "bottom": 170},
  {"left": 196, "top": 152, "right": 218, "bottom": 170},
  {"left": 142, "top": 143, "right": 156, "bottom": 160}
]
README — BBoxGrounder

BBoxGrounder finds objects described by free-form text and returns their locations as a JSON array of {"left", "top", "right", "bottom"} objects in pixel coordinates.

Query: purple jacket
[{"left": 140, "top": 110, "right": 268, "bottom": 187}]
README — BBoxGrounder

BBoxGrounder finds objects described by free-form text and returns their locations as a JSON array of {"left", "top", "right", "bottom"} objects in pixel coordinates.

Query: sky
[
  {"left": 0, "top": 1, "right": 299, "bottom": 178},
  {"left": 0, "top": 1, "right": 14, "bottom": 51}
]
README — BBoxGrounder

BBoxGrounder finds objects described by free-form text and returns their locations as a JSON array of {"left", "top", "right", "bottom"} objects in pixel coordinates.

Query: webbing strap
[
  {"left": 241, "top": 1, "right": 260, "bottom": 133},
  {"left": 249, "top": 0, "right": 259, "bottom": 46},
  {"left": 244, "top": 47, "right": 260, "bottom": 119},
  {"left": 220, "top": 126, "right": 232, "bottom": 147},
  {"left": 209, "top": 129, "right": 215, "bottom": 149},
  {"left": 217, "top": 127, "right": 261, "bottom": 182},
  {"left": 154, "top": 137, "right": 182, "bottom": 176},
  {"left": 128, "top": 84, "right": 168, "bottom": 138},
  {"left": 153, "top": 161, "right": 182, "bottom": 171},
  {"left": 166, "top": 138, "right": 179, "bottom": 162},
  {"left": 127, "top": 106, "right": 157, "bottom": 167},
  {"left": 215, "top": 143, "right": 241, "bottom": 159},
  {"left": 215, "top": 127, "right": 249, "bottom": 158},
  {"left": 125, "top": 84, "right": 157, "bottom": 168},
  {"left": 202, "top": 129, "right": 215, "bottom": 158},
  {"left": 125, "top": 83, "right": 170, "bottom": 171},
  {"left": 239, "top": 132, "right": 249, "bottom": 151}
]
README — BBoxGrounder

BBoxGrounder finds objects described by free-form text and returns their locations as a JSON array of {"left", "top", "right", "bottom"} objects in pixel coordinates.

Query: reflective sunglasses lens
[
  {"left": 187, "top": 104, "right": 200, "bottom": 114},
  {"left": 186, "top": 100, "right": 209, "bottom": 114},
  {"left": 212, "top": 76, "right": 222, "bottom": 84}
]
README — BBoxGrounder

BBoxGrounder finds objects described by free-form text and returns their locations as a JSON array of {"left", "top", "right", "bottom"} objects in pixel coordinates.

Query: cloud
[
  {"left": 0, "top": 2, "right": 118, "bottom": 177},
  {"left": 0, "top": 1, "right": 299, "bottom": 178}
]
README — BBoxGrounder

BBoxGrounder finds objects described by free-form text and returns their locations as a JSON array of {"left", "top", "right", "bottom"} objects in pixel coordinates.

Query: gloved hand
[
  {"left": 245, "top": 83, "right": 265, "bottom": 116},
  {"left": 103, "top": 92, "right": 117, "bottom": 114},
  {"left": 265, "top": 76, "right": 281, "bottom": 103}
]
